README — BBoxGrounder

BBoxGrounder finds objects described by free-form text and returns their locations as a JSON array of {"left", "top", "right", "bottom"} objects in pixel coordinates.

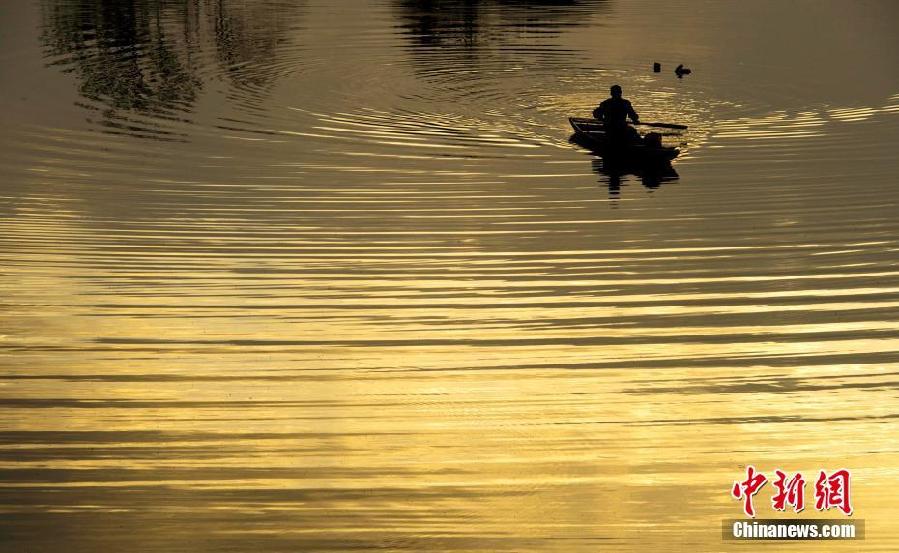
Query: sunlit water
[{"left": 1, "top": 0, "right": 898, "bottom": 551}]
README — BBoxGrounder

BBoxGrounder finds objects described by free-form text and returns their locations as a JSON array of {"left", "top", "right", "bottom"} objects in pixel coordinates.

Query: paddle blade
[{"left": 635, "top": 121, "right": 688, "bottom": 130}]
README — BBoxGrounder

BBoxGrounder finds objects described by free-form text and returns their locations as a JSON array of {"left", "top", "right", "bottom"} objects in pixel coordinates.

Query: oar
[{"left": 634, "top": 121, "right": 688, "bottom": 130}]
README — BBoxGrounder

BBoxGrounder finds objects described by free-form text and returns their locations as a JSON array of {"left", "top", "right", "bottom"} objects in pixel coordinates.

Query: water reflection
[
  {"left": 392, "top": 0, "right": 608, "bottom": 79},
  {"left": 591, "top": 157, "right": 679, "bottom": 198},
  {"left": 568, "top": 131, "right": 680, "bottom": 197},
  {"left": 39, "top": 0, "right": 304, "bottom": 136},
  {"left": 394, "top": 0, "right": 605, "bottom": 46}
]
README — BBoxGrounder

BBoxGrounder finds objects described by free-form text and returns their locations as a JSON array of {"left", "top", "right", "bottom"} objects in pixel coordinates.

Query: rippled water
[{"left": 1, "top": 0, "right": 898, "bottom": 551}]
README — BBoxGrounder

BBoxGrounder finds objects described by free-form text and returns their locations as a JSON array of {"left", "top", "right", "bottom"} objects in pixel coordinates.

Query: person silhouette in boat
[{"left": 593, "top": 85, "right": 642, "bottom": 144}]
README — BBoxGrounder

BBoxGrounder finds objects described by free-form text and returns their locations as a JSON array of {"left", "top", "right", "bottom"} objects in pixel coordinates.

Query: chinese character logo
[
  {"left": 815, "top": 469, "right": 853, "bottom": 515},
  {"left": 732, "top": 465, "right": 768, "bottom": 517},
  {"left": 771, "top": 469, "right": 805, "bottom": 512},
  {"left": 731, "top": 467, "right": 853, "bottom": 517}
]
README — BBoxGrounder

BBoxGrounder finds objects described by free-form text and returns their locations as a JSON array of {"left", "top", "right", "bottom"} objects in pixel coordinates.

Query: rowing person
[{"left": 592, "top": 85, "right": 642, "bottom": 144}]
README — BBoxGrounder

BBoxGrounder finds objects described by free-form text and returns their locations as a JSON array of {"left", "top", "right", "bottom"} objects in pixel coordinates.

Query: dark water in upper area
[{"left": 1, "top": 0, "right": 898, "bottom": 551}]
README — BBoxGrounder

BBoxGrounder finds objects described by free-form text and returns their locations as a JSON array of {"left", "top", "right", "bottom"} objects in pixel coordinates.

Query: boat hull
[{"left": 569, "top": 117, "right": 679, "bottom": 163}]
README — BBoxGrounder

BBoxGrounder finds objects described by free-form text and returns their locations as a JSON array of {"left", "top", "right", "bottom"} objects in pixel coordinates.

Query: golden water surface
[{"left": 1, "top": 0, "right": 898, "bottom": 551}]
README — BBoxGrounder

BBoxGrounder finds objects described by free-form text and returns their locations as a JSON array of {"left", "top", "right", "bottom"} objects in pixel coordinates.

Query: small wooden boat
[{"left": 569, "top": 117, "right": 679, "bottom": 163}]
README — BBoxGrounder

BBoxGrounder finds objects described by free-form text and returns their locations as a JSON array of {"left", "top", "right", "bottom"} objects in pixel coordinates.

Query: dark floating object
[
  {"left": 653, "top": 62, "right": 661, "bottom": 73},
  {"left": 675, "top": 64, "right": 692, "bottom": 78},
  {"left": 568, "top": 117, "right": 680, "bottom": 164}
]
